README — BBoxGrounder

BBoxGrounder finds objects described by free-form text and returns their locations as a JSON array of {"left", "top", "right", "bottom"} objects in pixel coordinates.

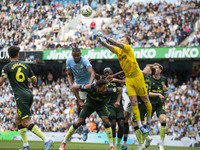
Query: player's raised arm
[
  {"left": 96, "top": 32, "right": 125, "bottom": 49},
  {"left": 83, "top": 58, "right": 95, "bottom": 85},
  {"left": 111, "top": 78, "right": 125, "bottom": 85},
  {"left": 112, "top": 70, "right": 124, "bottom": 77},
  {"left": 72, "top": 85, "right": 86, "bottom": 108},
  {"left": 87, "top": 67, "right": 95, "bottom": 85},
  {"left": 107, "top": 38, "right": 124, "bottom": 49},
  {"left": 27, "top": 65, "right": 37, "bottom": 83},
  {"left": 0, "top": 77, "right": 6, "bottom": 86},
  {"left": 114, "top": 87, "right": 123, "bottom": 108},
  {"left": 101, "top": 40, "right": 115, "bottom": 53},
  {"left": 106, "top": 70, "right": 125, "bottom": 83},
  {"left": 67, "top": 70, "right": 73, "bottom": 87},
  {"left": 90, "top": 34, "right": 115, "bottom": 53}
]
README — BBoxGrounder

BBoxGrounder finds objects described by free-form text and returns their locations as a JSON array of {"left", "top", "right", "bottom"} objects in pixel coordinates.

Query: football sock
[
  {"left": 28, "top": 124, "right": 46, "bottom": 141},
  {"left": 135, "top": 126, "right": 146, "bottom": 143},
  {"left": 82, "top": 124, "right": 87, "bottom": 131},
  {"left": 64, "top": 125, "right": 76, "bottom": 143},
  {"left": 18, "top": 125, "right": 28, "bottom": 146},
  {"left": 160, "top": 123, "right": 166, "bottom": 145},
  {"left": 145, "top": 101, "right": 152, "bottom": 121},
  {"left": 134, "top": 128, "right": 143, "bottom": 144},
  {"left": 105, "top": 127, "right": 114, "bottom": 147},
  {"left": 113, "top": 137, "right": 116, "bottom": 144},
  {"left": 122, "top": 122, "right": 129, "bottom": 145},
  {"left": 117, "top": 137, "right": 122, "bottom": 144},
  {"left": 137, "top": 120, "right": 143, "bottom": 128},
  {"left": 132, "top": 105, "right": 141, "bottom": 121}
]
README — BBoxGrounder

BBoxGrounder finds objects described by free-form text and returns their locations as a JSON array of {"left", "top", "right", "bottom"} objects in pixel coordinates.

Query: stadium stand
[
  {"left": 0, "top": 0, "right": 82, "bottom": 51},
  {"left": 0, "top": 0, "right": 199, "bottom": 51},
  {"left": 89, "top": 0, "right": 200, "bottom": 48}
]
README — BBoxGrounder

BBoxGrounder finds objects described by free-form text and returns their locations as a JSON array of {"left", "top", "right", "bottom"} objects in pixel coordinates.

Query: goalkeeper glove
[
  {"left": 96, "top": 32, "right": 108, "bottom": 40},
  {"left": 97, "top": 37, "right": 102, "bottom": 43},
  {"left": 90, "top": 34, "right": 97, "bottom": 41}
]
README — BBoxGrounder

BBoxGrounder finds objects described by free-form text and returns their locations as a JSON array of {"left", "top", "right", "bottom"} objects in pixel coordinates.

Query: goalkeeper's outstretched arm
[
  {"left": 101, "top": 40, "right": 115, "bottom": 53},
  {"left": 107, "top": 38, "right": 124, "bottom": 49}
]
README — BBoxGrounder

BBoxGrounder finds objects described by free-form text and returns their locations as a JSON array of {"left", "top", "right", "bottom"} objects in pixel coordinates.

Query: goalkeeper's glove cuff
[
  {"left": 104, "top": 35, "right": 108, "bottom": 40},
  {"left": 97, "top": 37, "right": 102, "bottom": 43}
]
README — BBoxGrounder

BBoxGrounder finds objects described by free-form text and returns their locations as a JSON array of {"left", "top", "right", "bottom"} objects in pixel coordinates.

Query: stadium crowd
[
  {"left": 186, "top": 30, "right": 200, "bottom": 47},
  {"left": 73, "top": 0, "right": 200, "bottom": 49},
  {"left": 0, "top": 72, "right": 200, "bottom": 138},
  {"left": 0, "top": 0, "right": 199, "bottom": 51},
  {"left": 0, "top": 0, "right": 82, "bottom": 51}
]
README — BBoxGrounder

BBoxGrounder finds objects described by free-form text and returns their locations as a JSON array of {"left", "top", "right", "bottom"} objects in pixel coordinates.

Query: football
[{"left": 81, "top": 5, "right": 93, "bottom": 17}]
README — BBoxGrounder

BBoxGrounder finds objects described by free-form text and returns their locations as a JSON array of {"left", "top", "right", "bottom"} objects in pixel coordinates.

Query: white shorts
[
  {"left": 123, "top": 88, "right": 132, "bottom": 114},
  {"left": 79, "top": 91, "right": 87, "bottom": 100}
]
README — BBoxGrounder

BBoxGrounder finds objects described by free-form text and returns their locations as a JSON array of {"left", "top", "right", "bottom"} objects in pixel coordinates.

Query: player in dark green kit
[
  {"left": 102, "top": 67, "right": 125, "bottom": 150},
  {"left": 0, "top": 46, "right": 53, "bottom": 150},
  {"left": 121, "top": 64, "right": 158, "bottom": 150},
  {"left": 149, "top": 63, "right": 168, "bottom": 150},
  {"left": 59, "top": 79, "right": 122, "bottom": 150}
]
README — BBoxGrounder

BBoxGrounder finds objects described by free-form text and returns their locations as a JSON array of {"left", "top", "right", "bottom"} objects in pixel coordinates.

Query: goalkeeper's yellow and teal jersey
[{"left": 113, "top": 44, "right": 141, "bottom": 77}]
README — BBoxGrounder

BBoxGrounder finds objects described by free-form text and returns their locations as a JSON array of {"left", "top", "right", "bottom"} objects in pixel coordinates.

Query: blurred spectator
[
  {"left": 90, "top": 20, "right": 96, "bottom": 30},
  {"left": 70, "top": 0, "right": 199, "bottom": 49},
  {"left": 90, "top": 0, "right": 98, "bottom": 10},
  {"left": 0, "top": 0, "right": 81, "bottom": 51}
]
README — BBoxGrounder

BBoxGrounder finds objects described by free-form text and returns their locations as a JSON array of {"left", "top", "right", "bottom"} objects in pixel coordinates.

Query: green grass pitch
[{"left": 0, "top": 140, "right": 199, "bottom": 150}]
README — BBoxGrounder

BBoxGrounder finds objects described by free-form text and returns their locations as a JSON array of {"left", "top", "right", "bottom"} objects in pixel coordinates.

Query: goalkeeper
[{"left": 90, "top": 33, "right": 152, "bottom": 134}]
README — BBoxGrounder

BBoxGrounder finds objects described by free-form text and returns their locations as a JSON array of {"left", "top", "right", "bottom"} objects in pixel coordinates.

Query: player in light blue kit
[{"left": 66, "top": 46, "right": 95, "bottom": 141}]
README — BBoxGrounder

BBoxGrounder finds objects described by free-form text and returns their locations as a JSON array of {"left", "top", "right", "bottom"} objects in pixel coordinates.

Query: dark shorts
[
  {"left": 108, "top": 105, "right": 124, "bottom": 121},
  {"left": 133, "top": 100, "right": 146, "bottom": 122},
  {"left": 79, "top": 101, "right": 109, "bottom": 119},
  {"left": 151, "top": 101, "right": 166, "bottom": 117},
  {"left": 16, "top": 94, "right": 33, "bottom": 119}
]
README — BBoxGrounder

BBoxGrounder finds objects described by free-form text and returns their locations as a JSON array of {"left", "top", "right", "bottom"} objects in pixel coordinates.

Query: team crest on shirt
[
  {"left": 80, "top": 65, "right": 83, "bottom": 68},
  {"left": 161, "top": 81, "right": 165, "bottom": 85},
  {"left": 75, "top": 65, "right": 79, "bottom": 69},
  {"left": 113, "top": 88, "right": 117, "bottom": 92}
]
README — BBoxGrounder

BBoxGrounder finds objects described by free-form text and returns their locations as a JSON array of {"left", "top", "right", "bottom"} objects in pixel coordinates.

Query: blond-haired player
[{"left": 90, "top": 33, "right": 152, "bottom": 134}]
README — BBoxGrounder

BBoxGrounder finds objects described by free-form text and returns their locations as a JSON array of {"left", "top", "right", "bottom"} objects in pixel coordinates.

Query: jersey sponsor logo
[
  {"left": 152, "top": 89, "right": 163, "bottom": 93},
  {"left": 108, "top": 82, "right": 116, "bottom": 87},
  {"left": 11, "top": 63, "right": 27, "bottom": 70},
  {"left": 18, "top": 109, "right": 22, "bottom": 117},
  {"left": 118, "top": 54, "right": 127, "bottom": 61}
]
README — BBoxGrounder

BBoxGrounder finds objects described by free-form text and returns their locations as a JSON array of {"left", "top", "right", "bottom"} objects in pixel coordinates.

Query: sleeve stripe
[
  {"left": 1, "top": 73, "right": 8, "bottom": 78},
  {"left": 3, "top": 76, "right": 7, "bottom": 78},
  {"left": 30, "top": 76, "right": 35, "bottom": 79}
]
